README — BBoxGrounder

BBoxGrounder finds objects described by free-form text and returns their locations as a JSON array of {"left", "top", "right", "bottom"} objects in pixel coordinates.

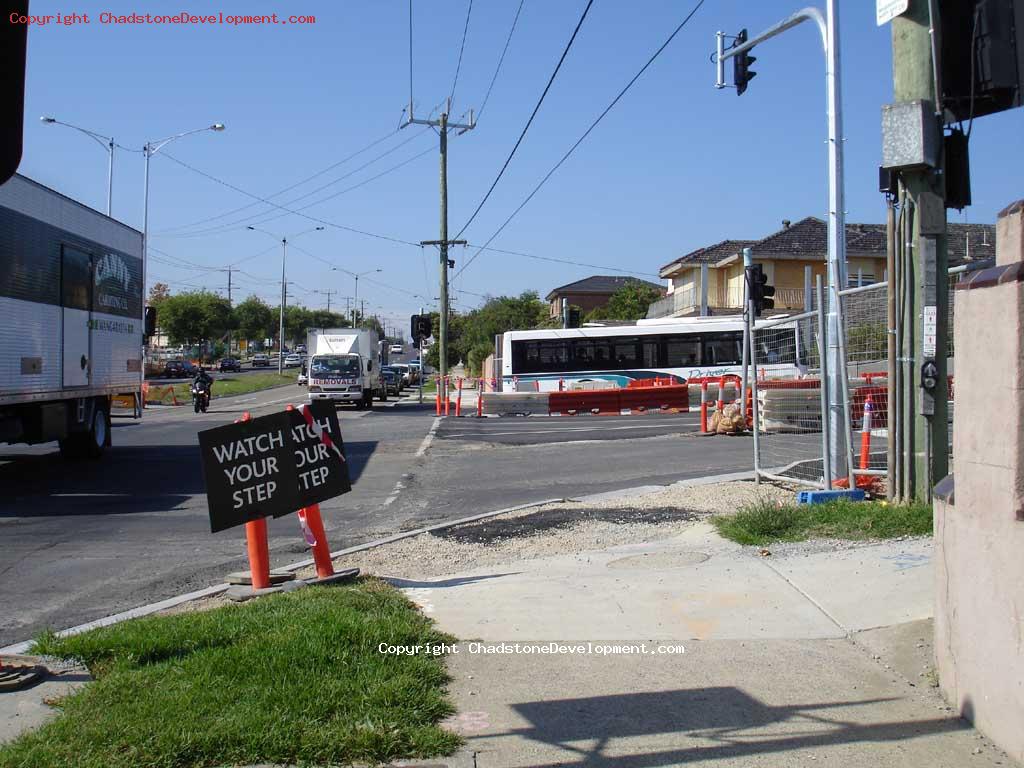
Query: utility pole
[
  {"left": 226, "top": 266, "right": 234, "bottom": 354},
  {"left": 405, "top": 97, "right": 476, "bottom": 391},
  {"left": 315, "top": 289, "right": 337, "bottom": 312},
  {"left": 891, "top": 1, "right": 948, "bottom": 500}
]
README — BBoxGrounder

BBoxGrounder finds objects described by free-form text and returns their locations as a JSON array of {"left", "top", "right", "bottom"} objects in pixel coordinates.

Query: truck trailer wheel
[{"left": 60, "top": 403, "right": 109, "bottom": 460}]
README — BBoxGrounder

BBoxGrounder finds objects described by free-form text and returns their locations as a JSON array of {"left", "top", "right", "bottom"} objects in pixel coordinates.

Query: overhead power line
[
  {"left": 449, "top": 0, "right": 474, "bottom": 108},
  {"left": 290, "top": 243, "right": 429, "bottom": 301},
  {"left": 157, "top": 128, "right": 401, "bottom": 234},
  {"left": 149, "top": 153, "right": 422, "bottom": 248},
  {"left": 468, "top": 244, "right": 660, "bottom": 278},
  {"left": 454, "top": 0, "right": 595, "bottom": 241},
  {"left": 477, "top": 0, "right": 526, "bottom": 121},
  {"left": 160, "top": 130, "right": 431, "bottom": 238},
  {"left": 455, "top": 0, "right": 707, "bottom": 280}
]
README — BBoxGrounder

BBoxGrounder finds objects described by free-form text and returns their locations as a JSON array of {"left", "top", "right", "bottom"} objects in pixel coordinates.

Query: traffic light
[
  {"left": 410, "top": 314, "right": 432, "bottom": 342},
  {"left": 745, "top": 264, "right": 775, "bottom": 316},
  {"left": 733, "top": 29, "right": 757, "bottom": 96}
]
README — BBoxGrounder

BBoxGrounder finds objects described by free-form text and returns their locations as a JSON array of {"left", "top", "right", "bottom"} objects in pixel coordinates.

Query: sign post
[{"left": 199, "top": 401, "right": 351, "bottom": 590}]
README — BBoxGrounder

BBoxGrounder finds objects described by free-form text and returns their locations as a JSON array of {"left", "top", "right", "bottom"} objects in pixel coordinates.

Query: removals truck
[
  {"left": 0, "top": 174, "right": 152, "bottom": 458},
  {"left": 306, "top": 328, "right": 386, "bottom": 408}
]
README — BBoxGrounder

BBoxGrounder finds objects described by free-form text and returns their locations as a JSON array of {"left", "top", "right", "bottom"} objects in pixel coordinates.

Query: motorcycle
[{"left": 191, "top": 380, "right": 211, "bottom": 413}]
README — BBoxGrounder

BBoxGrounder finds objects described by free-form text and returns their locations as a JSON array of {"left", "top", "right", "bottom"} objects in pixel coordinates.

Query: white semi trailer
[
  {"left": 0, "top": 174, "right": 153, "bottom": 458},
  {"left": 306, "top": 328, "right": 386, "bottom": 408}
]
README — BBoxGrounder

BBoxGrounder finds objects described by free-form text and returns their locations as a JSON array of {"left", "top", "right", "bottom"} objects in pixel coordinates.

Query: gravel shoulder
[{"left": 300, "top": 479, "right": 802, "bottom": 581}]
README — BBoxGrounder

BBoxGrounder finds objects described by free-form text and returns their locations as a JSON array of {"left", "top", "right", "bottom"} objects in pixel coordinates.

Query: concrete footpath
[{"left": 396, "top": 523, "right": 1012, "bottom": 767}]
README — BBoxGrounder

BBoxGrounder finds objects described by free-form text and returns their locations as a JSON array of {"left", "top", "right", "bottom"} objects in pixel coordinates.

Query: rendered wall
[{"left": 934, "top": 200, "right": 1024, "bottom": 764}]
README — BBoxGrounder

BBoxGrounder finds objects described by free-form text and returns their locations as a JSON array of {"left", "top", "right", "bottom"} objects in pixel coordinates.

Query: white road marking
[
  {"left": 415, "top": 417, "right": 442, "bottom": 458},
  {"left": 443, "top": 421, "right": 695, "bottom": 439}
]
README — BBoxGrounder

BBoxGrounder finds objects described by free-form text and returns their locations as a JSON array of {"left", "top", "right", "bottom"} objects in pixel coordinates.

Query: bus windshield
[{"left": 310, "top": 355, "right": 360, "bottom": 377}]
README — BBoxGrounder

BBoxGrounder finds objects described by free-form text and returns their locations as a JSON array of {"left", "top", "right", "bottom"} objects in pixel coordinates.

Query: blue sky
[{"left": 18, "top": 0, "right": 1024, "bottom": 329}]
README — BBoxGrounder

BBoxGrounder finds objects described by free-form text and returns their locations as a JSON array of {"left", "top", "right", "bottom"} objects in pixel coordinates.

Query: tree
[
  {"left": 148, "top": 282, "right": 171, "bottom": 308},
  {"left": 158, "top": 291, "right": 233, "bottom": 346},
  {"left": 282, "top": 305, "right": 313, "bottom": 346},
  {"left": 585, "top": 281, "right": 663, "bottom": 322},
  {"left": 233, "top": 296, "right": 274, "bottom": 342},
  {"left": 308, "top": 309, "right": 349, "bottom": 330},
  {"left": 424, "top": 292, "right": 549, "bottom": 374}
]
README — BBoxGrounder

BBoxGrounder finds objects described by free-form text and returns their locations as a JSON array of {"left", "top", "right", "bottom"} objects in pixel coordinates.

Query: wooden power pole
[
  {"left": 406, "top": 98, "right": 475, "bottom": 388},
  {"left": 891, "top": 0, "right": 949, "bottom": 500}
]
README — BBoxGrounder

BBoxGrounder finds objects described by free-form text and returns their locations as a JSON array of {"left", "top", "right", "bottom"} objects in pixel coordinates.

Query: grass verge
[
  {"left": 0, "top": 580, "right": 460, "bottom": 768},
  {"left": 711, "top": 497, "right": 933, "bottom": 546},
  {"left": 148, "top": 372, "right": 296, "bottom": 404}
]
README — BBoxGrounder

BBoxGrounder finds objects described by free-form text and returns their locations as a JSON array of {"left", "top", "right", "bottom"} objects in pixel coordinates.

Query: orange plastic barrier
[
  {"left": 549, "top": 389, "right": 621, "bottom": 415},
  {"left": 619, "top": 385, "right": 690, "bottom": 413}
]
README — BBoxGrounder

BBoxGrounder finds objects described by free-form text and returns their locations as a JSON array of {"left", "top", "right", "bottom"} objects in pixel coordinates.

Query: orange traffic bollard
[
  {"left": 455, "top": 377, "right": 463, "bottom": 417},
  {"left": 300, "top": 503, "right": 334, "bottom": 579},
  {"left": 477, "top": 380, "right": 484, "bottom": 417},
  {"left": 700, "top": 380, "right": 709, "bottom": 433},
  {"left": 435, "top": 376, "right": 442, "bottom": 416},
  {"left": 444, "top": 377, "right": 451, "bottom": 417},
  {"left": 245, "top": 518, "right": 272, "bottom": 590},
  {"left": 859, "top": 396, "right": 873, "bottom": 470},
  {"left": 716, "top": 376, "right": 725, "bottom": 414},
  {"left": 236, "top": 411, "right": 270, "bottom": 590}
]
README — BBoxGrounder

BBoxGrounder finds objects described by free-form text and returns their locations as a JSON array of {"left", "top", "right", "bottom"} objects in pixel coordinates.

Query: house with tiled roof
[
  {"left": 648, "top": 217, "right": 995, "bottom": 319},
  {"left": 545, "top": 275, "right": 664, "bottom": 319}
]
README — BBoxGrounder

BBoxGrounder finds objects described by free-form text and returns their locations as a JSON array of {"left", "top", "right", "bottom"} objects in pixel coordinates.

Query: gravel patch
[
  {"left": 750, "top": 534, "right": 932, "bottom": 560},
  {"left": 294, "top": 479, "right": 800, "bottom": 581}
]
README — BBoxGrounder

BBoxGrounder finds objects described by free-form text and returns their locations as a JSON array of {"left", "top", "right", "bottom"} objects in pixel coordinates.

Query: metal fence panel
[{"left": 753, "top": 310, "right": 829, "bottom": 487}]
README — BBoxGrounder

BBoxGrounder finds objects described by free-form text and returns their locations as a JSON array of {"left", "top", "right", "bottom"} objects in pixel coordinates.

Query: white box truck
[
  {"left": 306, "top": 328, "right": 386, "bottom": 408},
  {"left": 0, "top": 174, "right": 151, "bottom": 458}
]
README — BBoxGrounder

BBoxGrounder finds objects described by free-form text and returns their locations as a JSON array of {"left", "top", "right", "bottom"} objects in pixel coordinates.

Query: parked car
[
  {"left": 295, "top": 344, "right": 307, "bottom": 354},
  {"left": 380, "top": 368, "right": 402, "bottom": 396},
  {"left": 163, "top": 359, "right": 197, "bottom": 378},
  {"left": 251, "top": 353, "right": 270, "bottom": 367},
  {"left": 219, "top": 357, "right": 241, "bottom": 372},
  {"left": 284, "top": 353, "right": 303, "bottom": 368},
  {"left": 389, "top": 343, "right": 403, "bottom": 354}
]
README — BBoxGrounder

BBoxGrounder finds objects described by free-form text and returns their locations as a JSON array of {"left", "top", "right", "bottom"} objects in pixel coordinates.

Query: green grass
[
  {"left": 711, "top": 497, "right": 933, "bottom": 546},
  {"left": 0, "top": 581, "right": 461, "bottom": 768},
  {"left": 149, "top": 373, "right": 296, "bottom": 404}
]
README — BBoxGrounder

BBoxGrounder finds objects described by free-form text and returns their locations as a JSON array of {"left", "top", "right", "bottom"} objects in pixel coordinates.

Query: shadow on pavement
[
  {"left": 0, "top": 440, "right": 377, "bottom": 517},
  {"left": 499, "top": 687, "right": 968, "bottom": 767},
  {"left": 383, "top": 573, "right": 520, "bottom": 590}
]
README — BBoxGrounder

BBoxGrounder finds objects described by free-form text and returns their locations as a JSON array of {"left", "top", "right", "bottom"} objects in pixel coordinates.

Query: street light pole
[
  {"left": 41, "top": 116, "right": 116, "bottom": 216},
  {"left": 279, "top": 238, "right": 287, "bottom": 375},
  {"left": 248, "top": 225, "right": 324, "bottom": 374},
  {"left": 141, "top": 123, "right": 225, "bottom": 336}
]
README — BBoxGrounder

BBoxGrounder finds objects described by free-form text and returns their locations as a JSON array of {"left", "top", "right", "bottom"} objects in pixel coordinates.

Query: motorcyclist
[{"left": 192, "top": 365, "right": 214, "bottom": 395}]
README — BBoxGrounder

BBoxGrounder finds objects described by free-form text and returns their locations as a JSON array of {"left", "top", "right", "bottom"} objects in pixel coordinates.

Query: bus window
[
  {"left": 754, "top": 328, "right": 797, "bottom": 364},
  {"left": 703, "top": 332, "right": 743, "bottom": 366},
  {"left": 612, "top": 339, "right": 639, "bottom": 369},
  {"left": 665, "top": 337, "right": 700, "bottom": 367},
  {"left": 642, "top": 340, "right": 659, "bottom": 367},
  {"left": 571, "top": 339, "right": 611, "bottom": 370},
  {"left": 538, "top": 341, "right": 569, "bottom": 372}
]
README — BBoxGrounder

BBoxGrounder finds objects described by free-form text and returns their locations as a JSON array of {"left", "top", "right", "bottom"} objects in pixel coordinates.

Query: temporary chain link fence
[
  {"left": 752, "top": 267, "right": 965, "bottom": 488},
  {"left": 751, "top": 298, "right": 831, "bottom": 486}
]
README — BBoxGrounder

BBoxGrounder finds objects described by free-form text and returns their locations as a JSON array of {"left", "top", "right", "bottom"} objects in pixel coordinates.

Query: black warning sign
[{"left": 198, "top": 401, "right": 350, "bottom": 533}]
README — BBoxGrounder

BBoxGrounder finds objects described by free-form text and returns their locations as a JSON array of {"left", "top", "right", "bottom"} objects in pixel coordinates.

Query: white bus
[{"left": 500, "top": 316, "right": 806, "bottom": 392}]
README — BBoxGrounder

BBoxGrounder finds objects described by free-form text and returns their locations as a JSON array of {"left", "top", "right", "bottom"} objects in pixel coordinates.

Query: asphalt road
[{"left": 0, "top": 387, "right": 757, "bottom": 649}]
